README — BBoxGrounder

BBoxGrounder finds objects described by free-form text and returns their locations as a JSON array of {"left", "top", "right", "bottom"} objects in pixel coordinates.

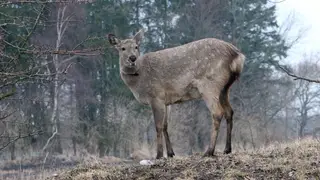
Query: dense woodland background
[{"left": 0, "top": 0, "right": 320, "bottom": 162}]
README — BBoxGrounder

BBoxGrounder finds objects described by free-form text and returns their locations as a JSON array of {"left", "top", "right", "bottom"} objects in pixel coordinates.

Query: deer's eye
[
  {"left": 135, "top": 46, "right": 138, "bottom": 49},
  {"left": 121, "top": 47, "right": 126, "bottom": 51}
]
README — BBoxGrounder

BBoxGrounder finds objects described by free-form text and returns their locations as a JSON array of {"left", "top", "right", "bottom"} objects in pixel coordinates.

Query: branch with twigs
[
  {"left": 0, "top": 111, "right": 16, "bottom": 121},
  {"left": 0, "top": 60, "right": 77, "bottom": 89},
  {"left": 22, "top": 46, "right": 107, "bottom": 56},
  {"left": 267, "top": 57, "right": 320, "bottom": 84},
  {"left": 0, "top": 88, "right": 16, "bottom": 101},
  {"left": 2, "top": 38, "right": 107, "bottom": 56},
  {"left": 0, "top": 0, "right": 87, "bottom": 6},
  {"left": 278, "top": 65, "right": 320, "bottom": 83},
  {"left": 0, "top": 130, "right": 44, "bottom": 151}
]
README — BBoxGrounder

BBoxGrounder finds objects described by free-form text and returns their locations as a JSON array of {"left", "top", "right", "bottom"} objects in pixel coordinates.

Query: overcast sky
[{"left": 276, "top": 0, "right": 320, "bottom": 65}]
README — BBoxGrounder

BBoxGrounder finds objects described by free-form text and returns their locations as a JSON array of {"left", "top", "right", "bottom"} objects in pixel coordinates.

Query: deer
[{"left": 107, "top": 29, "right": 245, "bottom": 159}]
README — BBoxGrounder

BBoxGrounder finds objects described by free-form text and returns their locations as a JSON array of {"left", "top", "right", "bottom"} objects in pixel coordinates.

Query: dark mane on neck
[{"left": 121, "top": 66, "right": 139, "bottom": 76}]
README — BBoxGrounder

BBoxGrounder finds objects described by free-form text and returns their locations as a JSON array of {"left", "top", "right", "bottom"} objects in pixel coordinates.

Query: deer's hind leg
[
  {"left": 220, "top": 72, "right": 238, "bottom": 154},
  {"left": 202, "top": 92, "right": 224, "bottom": 157},
  {"left": 220, "top": 91, "right": 233, "bottom": 154},
  {"left": 163, "top": 105, "right": 175, "bottom": 157}
]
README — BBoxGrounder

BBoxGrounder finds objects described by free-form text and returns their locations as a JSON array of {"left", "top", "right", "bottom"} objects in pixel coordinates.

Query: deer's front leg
[{"left": 151, "top": 99, "right": 166, "bottom": 159}]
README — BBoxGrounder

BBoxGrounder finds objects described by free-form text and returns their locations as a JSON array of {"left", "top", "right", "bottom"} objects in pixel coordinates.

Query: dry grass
[
  {"left": 45, "top": 138, "right": 320, "bottom": 180},
  {"left": 0, "top": 168, "right": 61, "bottom": 180},
  {"left": 0, "top": 152, "right": 124, "bottom": 180}
]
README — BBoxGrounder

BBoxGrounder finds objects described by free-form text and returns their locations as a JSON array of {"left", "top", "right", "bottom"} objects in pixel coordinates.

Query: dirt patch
[{"left": 48, "top": 138, "right": 320, "bottom": 180}]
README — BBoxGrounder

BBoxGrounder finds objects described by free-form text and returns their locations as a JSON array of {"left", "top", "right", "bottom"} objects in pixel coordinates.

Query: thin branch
[
  {"left": 278, "top": 65, "right": 320, "bottom": 83},
  {"left": 72, "top": 36, "right": 99, "bottom": 51},
  {"left": 42, "top": 127, "right": 57, "bottom": 152},
  {"left": 0, "top": 110, "right": 16, "bottom": 121},
  {"left": 0, "top": 87, "right": 16, "bottom": 101},
  {"left": 0, "top": 1, "right": 70, "bottom": 6},
  {"left": 267, "top": 0, "right": 286, "bottom": 3},
  {"left": 58, "top": 55, "right": 79, "bottom": 68},
  {"left": 0, "top": 66, "right": 77, "bottom": 89},
  {"left": 20, "top": 4, "right": 46, "bottom": 47},
  {"left": 0, "top": 131, "right": 43, "bottom": 151},
  {"left": 10, "top": 46, "right": 105, "bottom": 56}
]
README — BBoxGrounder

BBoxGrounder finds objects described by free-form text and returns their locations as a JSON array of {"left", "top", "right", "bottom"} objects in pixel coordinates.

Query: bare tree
[
  {"left": 0, "top": 1, "right": 102, "bottom": 158},
  {"left": 291, "top": 55, "right": 320, "bottom": 138}
]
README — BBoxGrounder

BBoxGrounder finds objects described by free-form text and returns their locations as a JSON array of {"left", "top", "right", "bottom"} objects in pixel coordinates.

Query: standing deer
[{"left": 108, "top": 29, "right": 245, "bottom": 159}]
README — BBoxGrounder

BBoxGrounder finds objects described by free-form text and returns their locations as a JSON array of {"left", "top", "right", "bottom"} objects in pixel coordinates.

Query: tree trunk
[
  {"left": 284, "top": 107, "right": 288, "bottom": 140},
  {"left": 72, "top": 136, "right": 77, "bottom": 156},
  {"left": 299, "top": 111, "right": 308, "bottom": 138},
  {"left": 43, "top": 6, "right": 69, "bottom": 154},
  {"left": 50, "top": 71, "right": 62, "bottom": 154},
  {"left": 298, "top": 123, "right": 305, "bottom": 138},
  {"left": 70, "top": 83, "right": 77, "bottom": 156},
  {"left": 55, "top": 113, "right": 63, "bottom": 154},
  {"left": 113, "top": 141, "right": 119, "bottom": 157},
  {"left": 98, "top": 60, "right": 107, "bottom": 158},
  {"left": 98, "top": 141, "right": 105, "bottom": 158},
  {"left": 9, "top": 143, "right": 15, "bottom": 160}
]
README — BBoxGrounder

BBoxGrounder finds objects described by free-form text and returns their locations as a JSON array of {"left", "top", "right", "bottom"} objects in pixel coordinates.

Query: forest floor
[
  {"left": 44, "top": 138, "right": 320, "bottom": 180},
  {"left": 1, "top": 138, "right": 320, "bottom": 180}
]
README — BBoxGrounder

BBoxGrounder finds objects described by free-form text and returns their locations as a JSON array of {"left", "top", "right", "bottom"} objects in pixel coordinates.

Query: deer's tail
[
  {"left": 230, "top": 52, "right": 245, "bottom": 77},
  {"left": 224, "top": 42, "right": 245, "bottom": 78}
]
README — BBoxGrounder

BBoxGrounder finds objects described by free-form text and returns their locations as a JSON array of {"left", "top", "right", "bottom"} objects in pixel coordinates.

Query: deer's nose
[{"left": 129, "top": 55, "right": 137, "bottom": 62}]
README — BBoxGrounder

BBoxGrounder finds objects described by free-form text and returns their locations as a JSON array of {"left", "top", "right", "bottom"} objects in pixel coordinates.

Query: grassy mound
[{"left": 48, "top": 138, "right": 320, "bottom": 180}]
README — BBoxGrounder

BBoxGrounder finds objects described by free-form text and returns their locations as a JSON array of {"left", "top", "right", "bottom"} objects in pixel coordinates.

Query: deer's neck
[
  {"left": 119, "top": 62, "right": 141, "bottom": 88},
  {"left": 120, "top": 66, "right": 139, "bottom": 76}
]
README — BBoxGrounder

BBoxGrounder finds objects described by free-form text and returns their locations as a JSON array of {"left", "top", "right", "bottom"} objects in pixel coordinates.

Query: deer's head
[{"left": 108, "top": 29, "right": 144, "bottom": 69}]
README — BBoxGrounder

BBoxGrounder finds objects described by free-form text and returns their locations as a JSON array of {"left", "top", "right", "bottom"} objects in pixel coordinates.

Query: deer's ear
[
  {"left": 133, "top": 29, "right": 144, "bottom": 45},
  {"left": 108, "top": 34, "right": 120, "bottom": 46}
]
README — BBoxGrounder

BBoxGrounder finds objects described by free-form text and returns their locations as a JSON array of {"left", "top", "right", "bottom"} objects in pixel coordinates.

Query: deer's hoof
[
  {"left": 223, "top": 148, "right": 232, "bottom": 154},
  {"left": 167, "top": 151, "right": 175, "bottom": 158},
  {"left": 202, "top": 150, "right": 215, "bottom": 158},
  {"left": 156, "top": 154, "right": 163, "bottom": 159}
]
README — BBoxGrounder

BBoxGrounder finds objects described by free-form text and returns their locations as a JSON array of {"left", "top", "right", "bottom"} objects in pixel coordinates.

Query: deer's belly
[
  {"left": 165, "top": 86, "right": 201, "bottom": 105},
  {"left": 128, "top": 82, "right": 202, "bottom": 105}
]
